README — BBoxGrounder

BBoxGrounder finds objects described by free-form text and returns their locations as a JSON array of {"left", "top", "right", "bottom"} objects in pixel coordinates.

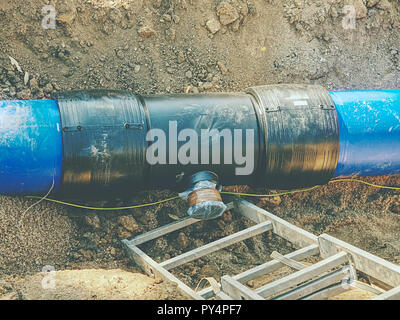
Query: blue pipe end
[
  {"left": 0, "top": 100, "right": 62, "bottom": 195},
  {"left": 331, "top": 90, "right": 400, "bottom": 177}
]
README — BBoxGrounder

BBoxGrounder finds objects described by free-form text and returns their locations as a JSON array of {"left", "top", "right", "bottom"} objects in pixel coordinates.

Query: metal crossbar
[{"left": 122, "top": 196, "right": 400, "bottom": 300}]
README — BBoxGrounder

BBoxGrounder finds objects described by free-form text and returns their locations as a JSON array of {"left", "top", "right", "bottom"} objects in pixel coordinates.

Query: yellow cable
[
  {"left": 25, "top": 178, "right": 400, "bottom": 211},
  {"left": 329, "top": 178, "right": 400, "bottom": 190},
  {"left": 25, "top": 195, "right": 180, "bottom": 211},
  {"left": 220, "top": 185, "right": 322, "bottom": 197},
  {"left": 221, "top": 178, "right": 400, "bottom": 198}
]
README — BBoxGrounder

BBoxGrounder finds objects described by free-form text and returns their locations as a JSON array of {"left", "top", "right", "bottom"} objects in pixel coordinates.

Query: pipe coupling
[{"left": 248, "top": 84, "right": 340, "bottom": 188}]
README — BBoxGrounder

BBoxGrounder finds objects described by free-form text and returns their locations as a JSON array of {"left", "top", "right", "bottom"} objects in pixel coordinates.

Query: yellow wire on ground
[
  {"left": 25, "top": 178, "right": 400, "bottom": 211},
  {"left": 220, "top": 185, "right": 321, "bottom": 197},
  {"left": 25, "top": 195, "right": 180, "bottom": 211},
  {"left": 221, "top": 178, "right": 400, "bottom": 198},
  {"left": 330, "top": 178, "right": 400, "bottom": 190}
]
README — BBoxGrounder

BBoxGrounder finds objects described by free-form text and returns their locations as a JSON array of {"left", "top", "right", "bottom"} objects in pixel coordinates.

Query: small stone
[
  {"left": 217, "top": 61, "right": 228, "bottom": 75},
  {"left": 217, "top": 1, "right": 240, "bottom": 26},
  {"left": 366, "top": 0, "right": 379, "bottom": 7},
  {"left": 240, "top": 3, "right": 249, "bottom": 16},
  {"left": 85, "top": 215, "right": 100, "bottom": 229},
  {"left": 353, "top": 0, "right": 367, "bottom": 19},
  {"left": 58, "top": 52, "right": 67, "bottom": 61},
  {"left": 134, "top": 65, "right": 141, "bottom": 73},
  {"left": 118, "top": 215, "right": 139, "bottom": 232},
  {"left": 223, "top": 210, "right": 232, "bottom": 222},
  {"left": 217, "top": 220, "right": 225, "bottom": 229},
  {"left": 9, "top": 87, "right": 16, "bottom": 97},
  {"left": 330, "top": 7, "right": 338, "bottom": 18},
  {"left": 162, "top": 14, "right": 172, "bottom": 22},
  {"left": 116, "top": 49, "right": 125, "bottom": 59},
  {"left": 294, "top": 0, "right": 303, "bottom": 8},
  {"left": 154, "top": 0, "right": 162, "bottom": 8},
  {"left": 44, "top": 83, "right": 53, "bottom": 93},
  {"left": 200, "top": 264, "right": 215, "bottom": 276},
  {"left": 177, "top": 232, "right": 189, "bottom": 249},
  {"left": 165, "top": 27, "right": 176, "bottom": 41},
  {"left": 231, "top": 19, "right": 240, "bottom": 32},
  {"left": 53, "top": 82, "right": 60, "bottom": 91},
  {"left": 172, "top": 14, "right": 180, "bottom": 24},
  {"left": 138, "top": 214, "right": 152, "bottom": 225},
  {"left": 16, "top": 88, "right": 31, "bottom": 99},
  {"left": 203, "top": 82, "right": 213, "bottom": 90},
  {"left": 36, "top": 88, "right": 44, "bottom": 98},
  {"left": 79, "top": 249, "right": 94, "bottom": 260},
  {"left": 261, "top": 196, "right": 282, "bottom": 206},
  {"left": 117, "top": 227, "right": 132, "bottom": 239},
  {"left": 138, "top": 25, "right": 156, "bottom": 38},
  {"left": 185, "top": 70, "right": 193, "bottom": 79},
  {"left": 29, "top": 78, "right": 39, "bottom": 91},
  {"left": 177, "top": 51, "right": 185, "bottom": 64},
  {"left": 377, "top": 0, "right": 392, "bottom": 11},
  {"left": 191, "top": 87, "right": 199, "bottom": 94},
  {"left": 206, "top": 18, "right": 221, "bottom": 34},
  {"left": 24, "top": 72, "right": 29, "bottom": 86},
  {"left": 82, "top": 232, "right": 98, "bottom": 250},
  {"left": 8, "top": 56, "right": 22, "bottom": 73}
]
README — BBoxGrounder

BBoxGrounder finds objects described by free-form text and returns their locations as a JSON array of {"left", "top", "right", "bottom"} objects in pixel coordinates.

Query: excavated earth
[{"left": 0, "top": 0, "right": 399, "bottom": 299}]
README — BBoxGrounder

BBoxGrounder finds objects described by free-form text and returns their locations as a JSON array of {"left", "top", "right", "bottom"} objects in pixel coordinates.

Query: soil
[
  {"left": 0, "top": 0, "right": 399, "bottom": 300},
  {"left": 1, "top": 269, "right": 189, "bottom": 300}
]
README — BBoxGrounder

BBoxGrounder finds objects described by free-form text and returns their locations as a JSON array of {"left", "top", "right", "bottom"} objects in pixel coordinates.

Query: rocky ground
[{"left": 0, "top": 0, "right": 399, "bottom": 299}]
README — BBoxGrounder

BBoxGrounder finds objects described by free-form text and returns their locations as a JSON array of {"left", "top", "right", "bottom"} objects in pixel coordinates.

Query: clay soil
[{"left": 0, "top": 0, "right": 399, "bottom": 300}]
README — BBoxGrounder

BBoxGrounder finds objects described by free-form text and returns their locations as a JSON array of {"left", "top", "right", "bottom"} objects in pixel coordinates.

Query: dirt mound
[
  {"left": 0, "top": 195, "right": 77, "bottom": 275},
  {"left": 7, "top": 269, "right": 189, "bottom": 300}
]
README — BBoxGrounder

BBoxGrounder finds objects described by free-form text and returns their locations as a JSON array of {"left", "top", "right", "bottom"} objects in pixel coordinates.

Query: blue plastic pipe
[
  {"left": 0, "top": 89, "right": 400, "bottom": 196},
  {"left": 331, "top": 90, "right": 400, "bottom": 177},
  {"left": 0, "top": 100, "right": 63, "bottom": 195}
]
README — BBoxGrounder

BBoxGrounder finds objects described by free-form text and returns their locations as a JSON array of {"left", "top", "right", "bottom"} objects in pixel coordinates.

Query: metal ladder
[{"left": 122, "top": 196, "right": 400, "bottom": 300}]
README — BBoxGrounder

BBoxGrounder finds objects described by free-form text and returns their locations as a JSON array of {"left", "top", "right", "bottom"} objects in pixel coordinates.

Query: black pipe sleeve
[{"left": 56, "top": 85, "right": 340, "bottom": 197}]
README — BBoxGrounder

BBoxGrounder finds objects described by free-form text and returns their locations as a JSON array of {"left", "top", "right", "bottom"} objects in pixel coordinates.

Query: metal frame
[{"left": 122, "top": 196, "right": 400, "bottom": 300}]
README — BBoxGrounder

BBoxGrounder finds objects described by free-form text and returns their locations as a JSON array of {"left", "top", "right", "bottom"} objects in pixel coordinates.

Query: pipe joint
[{"left": 248, "top": 84, "right": 340, "bottom": 188}]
